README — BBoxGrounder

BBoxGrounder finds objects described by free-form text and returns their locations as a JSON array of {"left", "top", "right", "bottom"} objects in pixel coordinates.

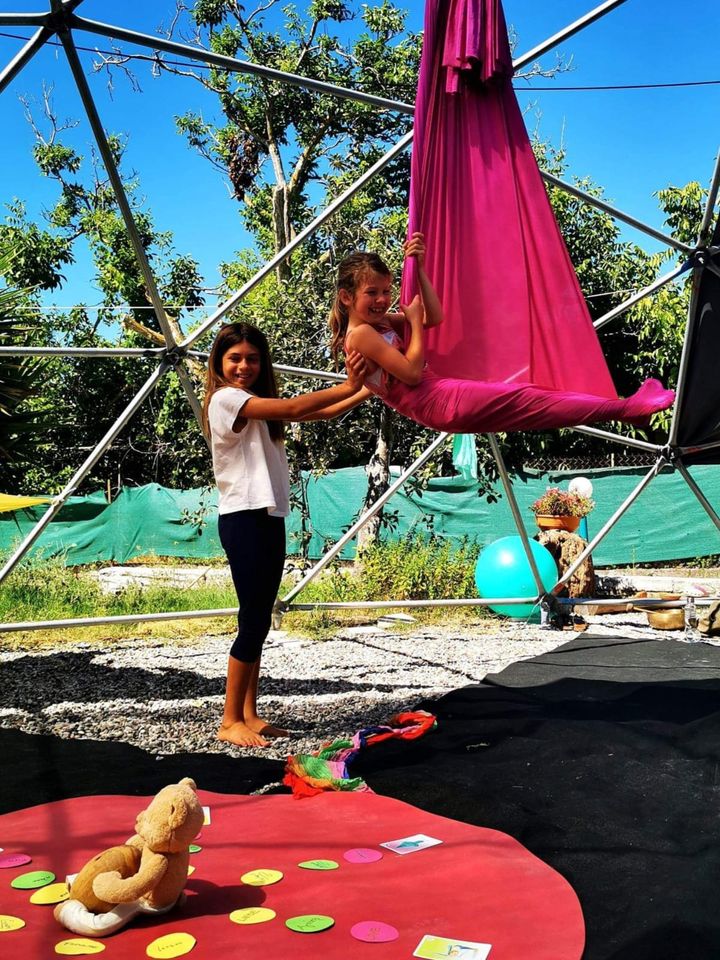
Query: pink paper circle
[
  {"left": 343, "top": 848, "right": 383, "bottom": 864},
  {"left": 350, "top": 921, "right": 399, "bottom": 943},
  {"left": 0, "top": 854, "right": 32, "bottom": 869}
]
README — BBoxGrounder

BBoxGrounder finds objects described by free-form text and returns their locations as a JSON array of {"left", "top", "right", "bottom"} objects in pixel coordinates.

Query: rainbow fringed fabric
[{"left": 283, "top": 711, "right": 437, "bottom": 798}]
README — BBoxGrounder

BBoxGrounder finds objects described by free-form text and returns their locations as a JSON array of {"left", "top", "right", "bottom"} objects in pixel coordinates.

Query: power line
[
  {"left": 1, "top": 29, "right": 718, "bottom": 93},
  {"left": 516, "top": 79, "right": 720, "bottom": 92},
  {"left": 18, "top": 304, "right": 222, "bottom": 312}
]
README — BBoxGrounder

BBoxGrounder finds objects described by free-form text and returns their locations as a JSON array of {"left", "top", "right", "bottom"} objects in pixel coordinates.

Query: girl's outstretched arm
[
  {"left": 232, "top": 350, "right": 367, "bottom": 424},
  {"left": 298, "top": 351, "right": 372, "bottom": 420},
  {"left": 405, "top": 232, "right": 444, "bottom": 329},
  {"left": 298, "top": 386, "right": 373, "bottom": 421}
]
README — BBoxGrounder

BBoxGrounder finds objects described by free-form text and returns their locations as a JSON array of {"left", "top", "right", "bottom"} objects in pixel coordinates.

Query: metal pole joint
[
  {"left": 47, "top": 7, "right": 71, "bottom": 33},
  {"left": 165, "top": 346, "right": 188, "bottom": 366}
]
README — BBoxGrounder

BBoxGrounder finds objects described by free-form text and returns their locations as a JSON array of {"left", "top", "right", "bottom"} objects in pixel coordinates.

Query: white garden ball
[{"left": 568, "top": 476, "right": 593, "bottom": 498}]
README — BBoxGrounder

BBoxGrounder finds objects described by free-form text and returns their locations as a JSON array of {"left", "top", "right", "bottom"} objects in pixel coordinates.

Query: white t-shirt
[{"left": 208, "top": 387, "right": 290, "bottom": 517}]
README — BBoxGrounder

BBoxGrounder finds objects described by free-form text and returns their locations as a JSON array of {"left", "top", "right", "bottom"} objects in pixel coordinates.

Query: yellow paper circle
[
  {"left": 240, "top": 868, "right": 283, "bottom": 886},
  {"left": 0, "top": 915, "right": 26, "bottom": 932},
  {"left": 146, "top": 932, "right": 196, "bottom": 959},
  {"left": 229, "top": 907, "right": 276, "bottom": 925},
  {"left": 31, "top": 882, "right": 70, "bottom": 905},
  {"left": 55, "top": 939, "right": 106, "bottom": 955},
  {"left": 187, "top": 864, "right": 195, "bottom": 876}
]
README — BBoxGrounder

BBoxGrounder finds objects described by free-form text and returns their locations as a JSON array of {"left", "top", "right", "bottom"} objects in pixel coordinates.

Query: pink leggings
[{"left": 381, "top": 374, "right": 674, "bottom": 434}]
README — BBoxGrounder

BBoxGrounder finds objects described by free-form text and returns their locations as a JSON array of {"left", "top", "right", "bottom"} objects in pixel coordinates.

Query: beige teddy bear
[{"left": 54, "top": 777, "right": 204, "bottom": 937}]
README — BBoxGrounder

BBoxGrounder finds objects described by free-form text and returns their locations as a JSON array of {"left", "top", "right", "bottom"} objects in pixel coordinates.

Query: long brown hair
[
  {"left": 328, "top": 251, "right": 392, "bottom": 362},
  {"left": 202, "top": 322, "right": 284, "bottom": 442}
]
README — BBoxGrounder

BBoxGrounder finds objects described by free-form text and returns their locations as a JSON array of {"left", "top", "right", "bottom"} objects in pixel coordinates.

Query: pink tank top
[{"left": 347, "top": 322, "right": 403, "bottom": 399}]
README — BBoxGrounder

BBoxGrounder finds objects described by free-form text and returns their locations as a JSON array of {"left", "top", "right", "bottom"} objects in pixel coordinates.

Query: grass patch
[
  {"left": 1, "top": 537, "right": 485, "bottom": 647},
  {"left": 283, "top": 536, "right": 483, "bottom": 638},
  {"left": 0, "top": 557, "right": 238, "bottom": 648}
]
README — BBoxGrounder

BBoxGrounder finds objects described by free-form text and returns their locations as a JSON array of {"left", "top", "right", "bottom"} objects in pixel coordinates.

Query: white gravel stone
[{"left": 0, "top": 620, "right": 567, "bottom": 761}]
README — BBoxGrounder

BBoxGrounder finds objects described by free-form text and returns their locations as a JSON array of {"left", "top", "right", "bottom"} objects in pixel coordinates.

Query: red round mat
[{"left": 0, "top": 790, "right": 584, "bottom": 958}]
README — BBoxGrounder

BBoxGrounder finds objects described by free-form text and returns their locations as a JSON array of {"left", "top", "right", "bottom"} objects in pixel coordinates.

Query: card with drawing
[
  {"left": 379, "top": 834, "right": 443, "bottom": 855},
  {"left": 413, "top": 934, "right": 492, "bottom": 959}
]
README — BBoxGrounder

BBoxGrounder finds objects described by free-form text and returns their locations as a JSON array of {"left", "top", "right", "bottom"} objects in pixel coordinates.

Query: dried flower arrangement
[{"left": 530, "top": 487, "right": 594, "bottom": 518}]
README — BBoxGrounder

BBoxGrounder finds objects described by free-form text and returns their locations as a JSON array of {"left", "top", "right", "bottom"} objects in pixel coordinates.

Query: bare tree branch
[
  {"left": 20, "top": 83, "right": 79, "bottom": 146},
  {"left": 295, "top": 15, "right": 320, "bottom": 73},
  {"left": 245, "top": 0, "right": 281, "bottom": 28},
  {"left": 123, "top": 313, "right": 166, "bottom": 344}
]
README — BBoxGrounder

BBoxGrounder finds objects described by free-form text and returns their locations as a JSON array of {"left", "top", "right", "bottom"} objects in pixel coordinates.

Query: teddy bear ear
[{"left": 179, "top": 778, "right": 197, "bottom": 791}]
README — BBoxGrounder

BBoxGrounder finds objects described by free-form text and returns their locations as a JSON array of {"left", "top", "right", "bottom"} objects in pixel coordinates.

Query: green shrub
[
  {"left": 361, "top": 535, "right": 479, "bottom": 600},
  {"left": 299, "top": 535, "right": 480, "bottom": 604}
]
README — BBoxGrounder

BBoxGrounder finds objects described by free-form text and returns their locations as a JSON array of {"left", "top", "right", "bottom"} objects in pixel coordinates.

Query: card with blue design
[{"left": 379, "top": 834, "right": 442, "bottom": 855}]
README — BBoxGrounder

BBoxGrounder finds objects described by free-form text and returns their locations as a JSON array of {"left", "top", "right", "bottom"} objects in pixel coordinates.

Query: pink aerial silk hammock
[{"left": 374, "top": 0, "right": 674, "bottom": 433}]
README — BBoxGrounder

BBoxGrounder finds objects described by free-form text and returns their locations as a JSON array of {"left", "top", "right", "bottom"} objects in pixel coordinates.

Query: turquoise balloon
[{"left": 474, "top": 536, "right": 558, "bottom": 618}]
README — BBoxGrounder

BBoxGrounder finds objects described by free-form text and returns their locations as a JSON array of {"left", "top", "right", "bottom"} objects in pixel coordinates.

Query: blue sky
[{"left": 0, "top": 0, "right": 718, "bottom": 317}]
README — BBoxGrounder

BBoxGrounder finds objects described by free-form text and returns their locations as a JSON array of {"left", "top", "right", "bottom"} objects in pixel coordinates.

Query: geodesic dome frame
[{"left": 0, "top": 0, "right": 719, "bottom": 634}]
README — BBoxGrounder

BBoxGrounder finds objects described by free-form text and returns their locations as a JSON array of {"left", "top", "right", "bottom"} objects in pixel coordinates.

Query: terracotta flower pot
[{"left": 535, "top": 514, "right": 580, "bottom": 533}]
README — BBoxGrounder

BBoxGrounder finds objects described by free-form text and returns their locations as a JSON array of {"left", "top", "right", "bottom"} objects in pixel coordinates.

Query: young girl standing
[
  {"left": 330, "top": 233, "right": 675, "bottom": 433},
  {"left": 203, "top": 322, "right": 369, "bottom": 748}
]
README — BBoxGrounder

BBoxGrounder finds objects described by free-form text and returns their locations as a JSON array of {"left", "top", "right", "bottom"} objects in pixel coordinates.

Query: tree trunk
[
  {"left": 357, "top": 405, "right": 393, "bottom": 554},
  {"left": 272, "top": 184, "right": 291, "bottom": 281}
]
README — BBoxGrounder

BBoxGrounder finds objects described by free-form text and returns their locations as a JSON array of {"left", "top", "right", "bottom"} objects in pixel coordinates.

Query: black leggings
[{"left": 218, "top": 509, "right": 286, "bottom": 663}]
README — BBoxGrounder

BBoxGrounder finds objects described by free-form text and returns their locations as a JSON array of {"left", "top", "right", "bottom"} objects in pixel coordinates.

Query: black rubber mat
[
  {"left": 0, "top": 727, "right": 283, "bottom": 814},
  {"left": 355, "top": 633, "right": 720, "bottom": 960}
]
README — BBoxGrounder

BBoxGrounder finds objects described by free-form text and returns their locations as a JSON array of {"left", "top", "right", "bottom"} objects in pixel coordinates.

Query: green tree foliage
[
  {"left": 173, "top": 0, "right": 418, "bottom": 263},
  {"left": 4, "top": 3, "right": 707, "bottom": 517},
  {"left": 1, "top": 94, "right": 211, "bottom": 494},
  {"left": 165, "top": 0, "right": 434, "bottom": 543},
  {"left": 0, "top": 255, "right": 49, "bottom": 477}
]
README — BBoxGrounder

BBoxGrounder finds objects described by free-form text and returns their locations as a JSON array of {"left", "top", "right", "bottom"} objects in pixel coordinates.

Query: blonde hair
[
  {"left": 202, "top": 322, "right": 284, "bottom": 442},
  {"left": 328, "top": 251, "right": 392, "bottom": 361}
]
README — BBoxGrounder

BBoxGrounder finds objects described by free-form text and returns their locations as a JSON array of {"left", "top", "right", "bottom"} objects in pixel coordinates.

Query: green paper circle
[
  {"left": 285, "top": 914, "right": 334, "bottom": 933},
  {"left": 297, "top": 859, "right": 339, "bottom": 871},
  {"left": 188, "top": 844, "right": 202, "bottom": 853},
  {"left": 10, "top": 870, "right": 55, "bottom": 890}
]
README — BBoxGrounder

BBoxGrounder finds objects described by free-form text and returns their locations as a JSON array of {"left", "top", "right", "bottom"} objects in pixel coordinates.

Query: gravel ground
[
  {"left": 3, "top": 607, "right": 707, "bottom": 766},
  {"left": 0, "top": 619, "right": 570, "bottom": 762}
]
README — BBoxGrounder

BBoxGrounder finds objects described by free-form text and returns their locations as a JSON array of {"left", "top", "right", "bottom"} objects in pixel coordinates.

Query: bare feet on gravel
[
  {"left": 217, "top": 722, "right": 269, "bottom": 748},
  {"left": 217, "top": 717, "right": 289, "bottom": 747},
  {"left": 246, "top": 716, "right": 289, "bottom": 739}
]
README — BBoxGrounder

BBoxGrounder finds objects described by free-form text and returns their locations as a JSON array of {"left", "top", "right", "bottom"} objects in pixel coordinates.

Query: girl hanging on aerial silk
[
  {"left": 332, "top": 0, "right": 674, "bottom": 435},
  {"left": 328, "top": 233, "right": 674, "bottom": 434}
]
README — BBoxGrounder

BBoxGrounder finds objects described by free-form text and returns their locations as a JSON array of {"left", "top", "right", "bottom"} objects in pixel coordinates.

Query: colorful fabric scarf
[{"left": 283, "top": 711, "right": 437, "bottom": 798}]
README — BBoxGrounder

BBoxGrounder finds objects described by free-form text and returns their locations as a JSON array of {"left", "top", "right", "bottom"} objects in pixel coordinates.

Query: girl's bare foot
[
  {"left": 246, "top": 716, "right": 289, "bottom": 738},
  {"left": 218, "top": 721, "right": 269, "bottom": 748}
]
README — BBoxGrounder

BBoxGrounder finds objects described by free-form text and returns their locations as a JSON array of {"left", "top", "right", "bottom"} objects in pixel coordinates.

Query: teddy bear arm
[
  {"left": 125, "top": 834, "right": 145, "bottom": 850},
  {"left": 93, "top": 853, "right": 168, "bottom": 904}
]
